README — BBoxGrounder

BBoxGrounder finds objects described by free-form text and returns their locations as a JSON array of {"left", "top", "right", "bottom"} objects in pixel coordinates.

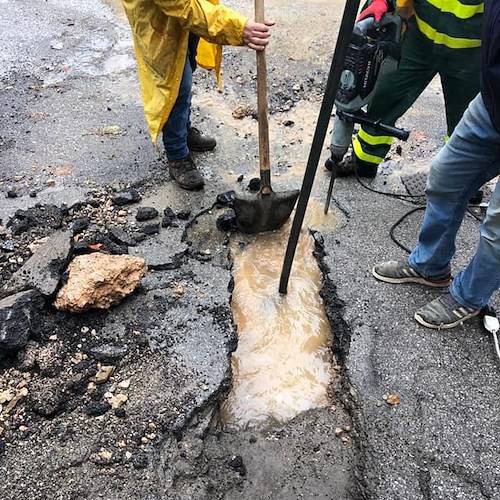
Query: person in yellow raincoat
[{"left": 122, "top": 0, "right": 274, "bottom": 190}]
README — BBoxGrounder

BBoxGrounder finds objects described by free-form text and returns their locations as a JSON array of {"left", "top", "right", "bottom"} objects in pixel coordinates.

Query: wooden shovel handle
[{"left": 255, "top": 0, "right": 271, "bottom": 193}]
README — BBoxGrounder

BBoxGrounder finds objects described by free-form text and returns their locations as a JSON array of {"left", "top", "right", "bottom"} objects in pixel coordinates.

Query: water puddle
[{"left": 221, "top": 201, "right": 338, "bottom": 428}]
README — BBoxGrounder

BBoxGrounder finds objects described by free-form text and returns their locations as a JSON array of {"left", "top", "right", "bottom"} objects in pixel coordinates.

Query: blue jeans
[
  {"left": 162, "top": 55, "right": 192, "bottom": 161},
  {"left": 408, "top": 93, "right": 500, "bottom": 309}
]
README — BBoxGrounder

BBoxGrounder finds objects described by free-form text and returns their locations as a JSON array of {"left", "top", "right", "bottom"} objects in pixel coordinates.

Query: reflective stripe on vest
[
  {"left": 415, "top": 13, "right": 482, "bottom": 48},
  {"left": 424, "top": 0, "right": 484, "bottom": 19}
]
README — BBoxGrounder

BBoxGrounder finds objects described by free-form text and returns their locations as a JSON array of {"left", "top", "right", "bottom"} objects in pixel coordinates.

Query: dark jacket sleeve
[{"left": 481, "top": 0, "right": 500, "bottom": 132}]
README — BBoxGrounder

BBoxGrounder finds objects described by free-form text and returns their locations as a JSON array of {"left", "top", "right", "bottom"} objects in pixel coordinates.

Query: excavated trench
[
  {"left": 222, "top": 204, "right": 338, "bottom": 429},
  {"left": 165, "top": 201, "right": 363, "bottom": 499},
  {"left": 98, "top": 0, "right": 359, "bottom": 454}
]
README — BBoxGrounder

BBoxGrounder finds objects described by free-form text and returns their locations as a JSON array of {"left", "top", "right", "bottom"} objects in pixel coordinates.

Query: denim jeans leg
[
  {"left": 451, "top": 180, "right": 500, "bottom": 308},
  {"left": 408, "top": 94, "right": 500, "bottom": 285},
  {"left": 162, "top": 55, "right": 193, "bottom": 161}
]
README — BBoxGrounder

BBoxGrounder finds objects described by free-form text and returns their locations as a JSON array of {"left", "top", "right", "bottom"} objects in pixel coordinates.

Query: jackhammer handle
[
  {"left": 255, "top": 0, "right": 272, "bottom": 194},
  {"left": 338, "top": 110, "right": 410, "bottom": 141},
  {"left": 374, "top": 121, "right": 410, "bottom": 141}
]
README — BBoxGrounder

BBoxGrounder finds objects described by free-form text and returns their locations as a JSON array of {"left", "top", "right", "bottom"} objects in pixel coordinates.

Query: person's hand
[
  {"left": 243, "top": 19, "right": 275, "bottom": 51},
  {"left": 357, "top": 0, "right": 389, "bottom": 22}
]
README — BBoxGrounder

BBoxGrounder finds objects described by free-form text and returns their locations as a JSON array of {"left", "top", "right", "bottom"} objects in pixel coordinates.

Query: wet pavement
[{"left": 1, "top": 0, "right": 499, "bottom": 499}]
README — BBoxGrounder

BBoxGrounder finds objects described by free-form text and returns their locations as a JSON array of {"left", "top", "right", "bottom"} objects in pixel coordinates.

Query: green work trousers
[{"left": 353, "top": 17, "right": 481, "bottom": 172}]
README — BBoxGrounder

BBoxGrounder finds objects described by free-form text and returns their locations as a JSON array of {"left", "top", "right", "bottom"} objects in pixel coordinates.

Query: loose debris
[
  {"left": 0, "top": 182, "right": 218, "bottom": 468},
  {"left": 171, "top": 281, "right": 185, "bottom": 299},
  {"left": 83, "top": 125, "right": 124, "bottom": 137},
  {"left": 91, "top": 365, "right": 115, "bottom": 385},
  {"left": 384, "top": 393, "right": 401, "bottom": 406},
  {"left": 1, "top": 386, "right": 28, "bottom": 415},
  {"left": 232, "top": 104, "right": 255, "bottom": 119},
  {"left": 107, "top": 393, "right": 128, "bottom": 409}
]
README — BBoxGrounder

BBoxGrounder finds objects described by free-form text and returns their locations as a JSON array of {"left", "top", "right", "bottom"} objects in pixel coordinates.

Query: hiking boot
[
  {"left": 414, "top": 292, "right": 481, "bottom": 329},
  {"left": 372, "top": 260, "right": 451, "bottom": 287},
  {"left": 324, "top": 154, "right": 378, "bottom": 178},
  {"left": 187, "top": 127, "right": 216, "bottom": 152},
  {"left": 168, "top": 155, "right": 205, "bottom": 190}
]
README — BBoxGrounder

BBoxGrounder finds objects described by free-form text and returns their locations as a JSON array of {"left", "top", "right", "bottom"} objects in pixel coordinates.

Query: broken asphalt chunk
[
  {"left": 114, "top": 408, "right": 126, "bottom": 418},
  {"left": 88, "top": 343, "right": 128, "bottom": 363},
  {"left": 84, "top": 401, "right": 111, "bottom": 417},
  {"left": 216, "top": 191, "right": 236, "bottom": 206},
  {"left": 141, "top": 223, "right": 160, "bottom": 235},
  {"left": 1, "top": 230, "right": 72, "bottom": 299},
  {"left": 248, "top": 178, "right": 261, "bottom": 192},
  {"left": 108, "top": 227, "right": 137, "bottom": 247},
  {"left": 129, "top": 230, "right": 187, "bottom": 270},
  {"left": 162, "top": 206, "right": 177, "bottom": 228},
  {"left": 96, "top": 236, "right": 128, "bottom": 255},
  {"left": 8, "top": 205, "right": 64, "bottom": 236},
  {"left": 112, "top": 189, "right": 141, "bottom": 206},
  {"left": 0, "top": 290, "right": 44, "bottom": 352},
  {"left": 176, "top": 209, "right": 191, "bottom": 221},
  {"left": 136, "top": 207, "right": 159, "bottom": 221},
  {"left": 216, "top": 210, "right": 238, "bottom": 233},
  {"left": 71, "top": 217, "right": 90, "bottom": 234}
]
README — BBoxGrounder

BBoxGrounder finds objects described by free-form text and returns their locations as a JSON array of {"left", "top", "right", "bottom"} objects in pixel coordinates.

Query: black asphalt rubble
[{"left": 0, "top": 0, "right": 499, "bottom": 499}]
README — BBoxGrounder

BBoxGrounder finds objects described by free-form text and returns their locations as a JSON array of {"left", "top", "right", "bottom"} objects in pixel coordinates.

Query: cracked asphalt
[{"left": 1, "top": 0, "right": 499, "bottom": 499}]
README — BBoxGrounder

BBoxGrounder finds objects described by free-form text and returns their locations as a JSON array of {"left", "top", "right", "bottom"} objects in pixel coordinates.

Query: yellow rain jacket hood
[{"left": 122, "top": 0, "right": 247, "bottom": 143}]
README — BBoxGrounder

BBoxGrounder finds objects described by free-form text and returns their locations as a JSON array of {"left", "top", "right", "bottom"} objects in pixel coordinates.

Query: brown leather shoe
[
  {"left": 168, "top": 155, "right": 205, "bottom": 190},
  {"left": 187, "top": 127, "right": 216, "bottom": 152}
]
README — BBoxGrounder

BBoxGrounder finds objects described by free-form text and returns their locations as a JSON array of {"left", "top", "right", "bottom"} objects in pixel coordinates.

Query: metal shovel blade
[{"left": 233, "top": 189, "right": 300, "bottom": 234}]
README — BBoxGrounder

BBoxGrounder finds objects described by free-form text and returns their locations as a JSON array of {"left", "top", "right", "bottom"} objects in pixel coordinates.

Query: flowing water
[{"left": 221, "top": 201, "right": 338, "bottom": 428}]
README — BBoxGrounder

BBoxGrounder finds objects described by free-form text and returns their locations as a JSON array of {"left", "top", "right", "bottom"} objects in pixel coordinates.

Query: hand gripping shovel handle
[
  {"left": 232, "top": 0, "right": 299, "bottom": 234},
  {"left": 255, "top": 0, "right": 272, "bottom": 195},
  {"left": 279, "top": 0, "right": 361, "bottom": 294}
]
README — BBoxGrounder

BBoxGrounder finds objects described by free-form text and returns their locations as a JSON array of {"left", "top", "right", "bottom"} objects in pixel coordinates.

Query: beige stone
[
  {"left": 54, "top": 253, "right": 147, "bottom": 312},
  {"left": 107, "top": 394, "right": 128, "bottom": 409},
  {"left": 3, "top": 387, "right": 28, "bottom": 414},
  {"left": 92, "top": 365, "right": 116, "bottom": 385}
]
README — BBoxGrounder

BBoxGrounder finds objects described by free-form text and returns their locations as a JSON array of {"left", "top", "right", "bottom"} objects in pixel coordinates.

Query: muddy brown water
[{"left": 222, "top": 201, "right": 339, "bottom": 428}]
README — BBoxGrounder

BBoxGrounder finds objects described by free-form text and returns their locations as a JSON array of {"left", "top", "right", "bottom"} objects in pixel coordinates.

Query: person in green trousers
[{"left": 326, "top": 0, "right": 483, "bottom": 178}]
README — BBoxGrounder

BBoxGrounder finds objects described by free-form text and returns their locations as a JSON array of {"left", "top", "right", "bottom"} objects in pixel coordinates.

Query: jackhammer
[{"left": 324, "top": 14, "right": 410, "bottom": 214}]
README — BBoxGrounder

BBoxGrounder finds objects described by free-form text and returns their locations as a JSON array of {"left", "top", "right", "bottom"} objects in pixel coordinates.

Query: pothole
[{"left": 221, "top": 201, "right": 341, "bottom": 428}]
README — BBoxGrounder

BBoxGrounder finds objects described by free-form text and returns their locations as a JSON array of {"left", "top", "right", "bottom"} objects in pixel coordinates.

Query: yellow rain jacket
[{"left": 122, "top": 0, "right": 247, "bottom": 143}]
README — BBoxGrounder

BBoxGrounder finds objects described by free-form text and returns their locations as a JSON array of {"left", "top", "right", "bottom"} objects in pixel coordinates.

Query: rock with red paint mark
[{"left": 54, "top": 253, "right": 147, "bottom": 312}]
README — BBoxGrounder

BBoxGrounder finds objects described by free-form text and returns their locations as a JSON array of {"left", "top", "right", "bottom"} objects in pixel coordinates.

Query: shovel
[{"left": 232, "top": 0, "right": 299, "bottom": 234}]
